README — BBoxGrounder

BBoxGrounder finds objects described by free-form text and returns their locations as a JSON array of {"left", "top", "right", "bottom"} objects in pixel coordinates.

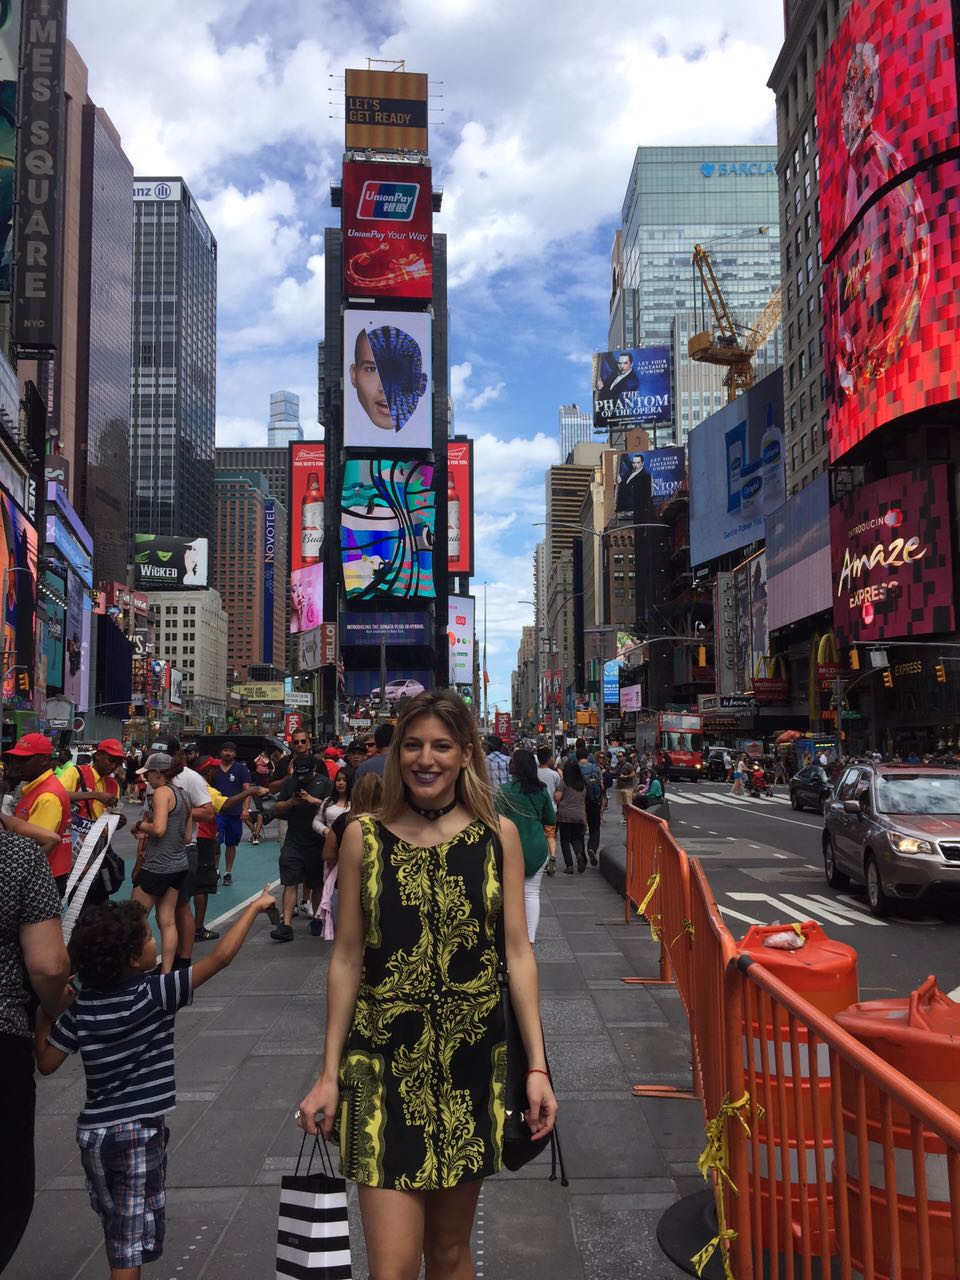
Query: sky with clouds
[{"left": 69, "top": 0, "right": 785, "bottom": 713}]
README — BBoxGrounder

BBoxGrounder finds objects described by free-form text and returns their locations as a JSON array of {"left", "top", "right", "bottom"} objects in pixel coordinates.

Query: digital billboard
[
  {"left": 615, "top": 447, "right": 685, "bottom": 512},
  {"left": 64, "top": 570, "right": 85, "bottom": 707},
  {"left": 134, "top": 535, "right": 208, "bottom": 589},
  {"left": 830, "top": 466, "right": 955, "bottom": 649},
  {"left": 341, "top": 611, "right": 431, "bottom": 646},
  {"left": 447, "top": 438, "right": 474, "bottom": 575},
  {"left": 0, "top": 490, "right": 37, "bottom": 704},
  {"left": 824, "top": 159, "right": 960, "bottom": 461},
  {"left": 343, "top": 310, "right": 432, "bottom": 450},
  {"left": 288, "top": 442, "right": 325, "bottom": 635},
  {"left": 592, "top": 346, "right": 670, "bottom": 433},
  {"left": 341, "top": 457, "right": 436, "bottom": 601},
  {"left": 815, "top": 0, "right": 958, "bottom": 261},
  {"left": 688, "top": 368, "right": 785, "bottom": 567},
  {"left": 342, "top": 160, "right": 432, "bottom": 301},
  {"left": 262, "top": 498, "right": 276, "bottom": 663},
  {"left": 448, "top": 595, "right": 475, "bottom": 684},
  {"left": 766, "top": 474, "right": 832, "bottom": 634},
  {"left": 344, "top": 68, "right": 428, "bottom": 153}
]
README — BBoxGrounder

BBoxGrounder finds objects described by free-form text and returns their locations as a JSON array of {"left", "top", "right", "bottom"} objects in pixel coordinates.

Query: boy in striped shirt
[{"left": 34, "top": 886, "right": 277, "bottom": 1278}]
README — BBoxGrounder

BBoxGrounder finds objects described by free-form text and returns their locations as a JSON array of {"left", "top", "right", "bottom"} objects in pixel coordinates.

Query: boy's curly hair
[{"left": 68, "top": 900, "right": 149, "bottom": 987}]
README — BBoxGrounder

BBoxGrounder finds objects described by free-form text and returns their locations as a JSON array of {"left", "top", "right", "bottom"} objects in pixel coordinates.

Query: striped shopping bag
[{"left": 277, "top": 1134, "right": 352, "bottom": 1279}]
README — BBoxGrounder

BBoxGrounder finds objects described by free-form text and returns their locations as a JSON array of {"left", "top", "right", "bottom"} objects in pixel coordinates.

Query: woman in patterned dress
[{"left": 296, "top": 690, "right": 557, "bottom": 1280}]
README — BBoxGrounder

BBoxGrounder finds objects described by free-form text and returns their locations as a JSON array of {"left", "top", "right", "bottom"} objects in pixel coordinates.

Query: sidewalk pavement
[{"left": 15, "top": 810, "right": 704, "bottom": 1279}]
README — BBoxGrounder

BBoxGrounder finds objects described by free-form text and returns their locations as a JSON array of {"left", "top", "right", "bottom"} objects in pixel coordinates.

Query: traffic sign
[{"left": 286, "top": 691, "right": 313, "bottom": 707}]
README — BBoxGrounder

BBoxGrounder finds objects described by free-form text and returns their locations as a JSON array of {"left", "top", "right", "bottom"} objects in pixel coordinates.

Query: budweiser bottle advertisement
[
  {"left": 301, "top": 472, "right": 323, "bottom": 565},
  {"left": 447, "top": 473, "right": 460, "bottom": 562}
]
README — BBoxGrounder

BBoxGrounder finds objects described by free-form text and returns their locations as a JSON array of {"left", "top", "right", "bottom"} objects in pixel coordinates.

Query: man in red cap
[
  {"left": 6, "top": 733, "right": 73, "bottom": 894},
  {"left": 57, "top": 739, "right": 127, "bottom": 828}
]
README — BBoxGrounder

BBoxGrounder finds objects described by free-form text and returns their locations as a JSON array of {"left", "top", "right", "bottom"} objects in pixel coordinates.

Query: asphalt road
[{"left": 664, "top": 780, "right": 960, "bottom": 1002}]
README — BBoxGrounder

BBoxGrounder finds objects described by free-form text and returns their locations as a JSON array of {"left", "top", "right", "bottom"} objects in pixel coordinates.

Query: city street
[{"left": 665, "top": 781, "right": 960, "bottom": 999}]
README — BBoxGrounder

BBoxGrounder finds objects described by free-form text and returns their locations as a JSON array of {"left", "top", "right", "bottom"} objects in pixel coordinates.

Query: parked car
[
  {"left": 822, "top": 764, "right": 960, "bottom": 916},
  {"left": 704, "top": 748, "right": 731, "bottom": 782},
  {"left": 370, "top": 679, "right": 426, "bottom": 703},
  {"left": 790, "top": 765, "right": 833, "bottom": 814},
  {"left": 190, "top": 734, "right": 288, "bottom": 766}
]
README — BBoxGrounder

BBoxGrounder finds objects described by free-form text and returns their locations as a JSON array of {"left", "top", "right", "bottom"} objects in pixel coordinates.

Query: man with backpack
[{"left": 576, "top": 746, "right": 603, "bottom": 865}]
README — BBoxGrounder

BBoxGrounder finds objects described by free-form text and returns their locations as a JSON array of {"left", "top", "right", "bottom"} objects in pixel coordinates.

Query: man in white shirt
[{"left": 536, "top": 746, "right": 560, "bottom": 874}]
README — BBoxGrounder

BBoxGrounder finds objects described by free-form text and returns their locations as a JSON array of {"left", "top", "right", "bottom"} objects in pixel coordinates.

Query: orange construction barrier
[
  {"left": 836, "top": 977, "right": 960, "bottom": 1280},
  {"left": 737, "top": 922, "right": 859, "bottom": 1257}
]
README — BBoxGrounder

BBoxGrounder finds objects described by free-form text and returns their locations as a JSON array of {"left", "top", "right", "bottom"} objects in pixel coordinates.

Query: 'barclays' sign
[{"left": 700, "top": 161, "right": 776, "bottom": 178}]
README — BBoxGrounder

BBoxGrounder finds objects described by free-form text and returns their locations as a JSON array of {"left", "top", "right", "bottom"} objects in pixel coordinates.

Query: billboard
[
  {"left": 341, "top": 457, "right": 436, "bottom": 601},
  {"left": 448, "top": 595, "right": 475, "bottom": 684},
  {"left": 63, "top": 569, "right": 85, "bottom": 706},
  {"left": 169, "top": 668, "right": 183, "bottom": 707},
  {"left": 343, "top": 309, "right": 432, "bottom": 449},
  {"left": 447, "top": 438, "right": 474, "bottom": 575},
  {"left": 13, "top": 0, "right": 66, "bottom": 352},
  {"left": 345, "top": 68, "right": 428, "bottom": 153},
  {"left": 766, "top": 474, "right": 832, "bottom": 633},
  {"left": 0, "top": 490, "right": 37, "bottom": 703},
  {"left": 342, "top": 159, "right": 432, "bottom": 300},
  {"left": 592, "top": 346, "right": 670, "bottom": 432},
  {"left": 0, "top": 1, "right": 20, "bottom": 294},
  {"left": 236, "top": 682, "right": 285, "bottom": 701},
  {"left": 615, "top": 447, "right": 685, "bottom": 512},
  {"left": 713, "top": 571, "right": 737, "bottom": 696},
  {"left": 815, "top": 0, "right": 958, "bottom": 261},
  {"left": 689, "top": 368, "right": 785, "bottom": 567},
  {"left": 262, "top": 498, "right": 275, "bottom": 664},
  {"left": 288, "top": 442, "right": 325, "bottom": 634},
  {"left": 134, "top": 535, "right": 208, "bottom": 589},
  {"left": 340, "top": 611, "right": 431, "bottom": 646},
  {"left": 824, "top": 159, "right": 960, "bottom": 461},
  {"left": 830, "top": 465, "right": 955, "bottom": 649}
]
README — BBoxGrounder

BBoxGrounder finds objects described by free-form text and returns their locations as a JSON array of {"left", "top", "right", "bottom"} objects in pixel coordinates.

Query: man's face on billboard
[
  {"left": 617, "top": 354, "right": 632, "bottom": 374},
  {"left": 350, "top": 331, "right": 394, "bottom": 432}
]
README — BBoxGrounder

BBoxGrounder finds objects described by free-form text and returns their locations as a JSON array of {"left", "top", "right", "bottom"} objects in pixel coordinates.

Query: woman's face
[
  {"left": 335, "top": 770, "right": 348, "bottom": 796},
  {"left": 400, "top": 713, "right": 471, "bottom": 807}
]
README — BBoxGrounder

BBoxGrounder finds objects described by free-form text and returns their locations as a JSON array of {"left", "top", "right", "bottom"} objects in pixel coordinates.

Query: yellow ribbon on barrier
[
  {"left": 672, "top": 918, "right": 695, "bottom": 947},
  {"left": 636, "top": 872, "right": 660, "bottom": 918},
  {"left": 692, "top": 1091, "right": 757, "bottom": 1280}
]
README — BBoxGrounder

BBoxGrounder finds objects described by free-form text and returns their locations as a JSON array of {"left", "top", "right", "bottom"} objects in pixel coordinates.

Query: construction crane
[{"left": 688, "top": 234, "right": 782, "bottom": 402}]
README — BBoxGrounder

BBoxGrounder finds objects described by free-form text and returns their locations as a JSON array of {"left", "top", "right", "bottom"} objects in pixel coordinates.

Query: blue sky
[{"left": 70, "top": 0, "right": 784, "bottom": 711}]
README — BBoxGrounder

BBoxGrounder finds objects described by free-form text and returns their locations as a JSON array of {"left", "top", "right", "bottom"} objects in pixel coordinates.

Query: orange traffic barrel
[
  {"left": 836, "top": 977, "right": 960, "bottom": 1280},
  {"left": 738, "top": 921, "right": 859, "bottom": 1254}
]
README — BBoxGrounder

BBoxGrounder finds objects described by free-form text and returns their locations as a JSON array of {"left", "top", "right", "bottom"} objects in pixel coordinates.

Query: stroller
[{"left": 746, "top": 766, "right": 771, "bottom": 798}]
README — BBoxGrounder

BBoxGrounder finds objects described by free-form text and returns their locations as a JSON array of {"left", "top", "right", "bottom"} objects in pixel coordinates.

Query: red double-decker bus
[{"left": 657, "top": 712, "right": 704, "bottom": 781}]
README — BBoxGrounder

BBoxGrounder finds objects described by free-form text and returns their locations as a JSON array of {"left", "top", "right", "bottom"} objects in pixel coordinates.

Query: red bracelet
[{"left": 526, "top": 1068, "right": 550, "bottom": 1079}]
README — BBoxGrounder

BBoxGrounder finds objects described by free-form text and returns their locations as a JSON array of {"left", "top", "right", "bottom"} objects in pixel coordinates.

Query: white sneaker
[{"left": 299, "top": 899, "right": 312, "bottom": 918}]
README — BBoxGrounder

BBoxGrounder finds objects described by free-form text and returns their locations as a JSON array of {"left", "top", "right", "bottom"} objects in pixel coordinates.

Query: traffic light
[
  {"left": 936, "top": 661, "right": 947, "bottom": 684},
  {"left": 849, "top": 647, "right": 860, "bottom": 671},
  {"left": 17, "top": 672, "right": 28, "bottom": 692},
  {"left": 537, "top": 723, "right": 544, "bottom": 733},
  {"left": 882, "top": 668, "right": 893, "bottom": 689}
]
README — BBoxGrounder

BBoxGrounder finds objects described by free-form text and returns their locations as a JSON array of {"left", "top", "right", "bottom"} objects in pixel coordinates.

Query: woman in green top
[{"left": 495, "top": 749, "right": 556, "bottom": 943}]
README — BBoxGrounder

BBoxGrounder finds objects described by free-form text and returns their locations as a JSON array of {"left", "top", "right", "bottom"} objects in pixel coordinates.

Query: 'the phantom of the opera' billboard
[{"left": 592, "top": 346, "right": 670, "bottom": 433}]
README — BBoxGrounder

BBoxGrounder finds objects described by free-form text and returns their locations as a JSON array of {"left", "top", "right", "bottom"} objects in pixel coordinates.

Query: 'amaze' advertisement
[
  {"left": 342, "top": 160, "right": 433, "bottom": 300},
  {"left": 830, "top": 466, "right": 955, "bottom": 648},
  {"left": 815, "top": 0, "right": 958, "bottom": 261}
]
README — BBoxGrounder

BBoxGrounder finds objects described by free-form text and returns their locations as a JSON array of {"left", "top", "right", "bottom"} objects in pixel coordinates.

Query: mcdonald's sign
[{"left": 752, "top": 654, "right": 789, "bottom": 703}]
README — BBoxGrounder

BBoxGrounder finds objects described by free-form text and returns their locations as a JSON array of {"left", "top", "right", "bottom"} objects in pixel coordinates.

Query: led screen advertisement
[
  {"left": 344, "top": 68, "right": 428, "bottom": 153},
  {"left": 824, "top": 159, "right": 960, "bottom": 462},
  {"left": 0, "top": 490, "right": 37, "bottom": 704},
  {"left": 342, "top": 159, "right": 432, "bottom": 301},
  {"left": 446, "top": 438, "right": 474, "bottom": 575},
  {"left": 830, "top": 465, "right": 955, "bottom": 649},
  {"left": 343, "top": 310, "right": 432, "bottom": 449},
  {"left": 593, "top": 346, "right": 670, "bottom": 433},
  {"left": 688, "top": 368, "right": 785, "bottom": 567},
  {"left": 448, "top": 596, "right": 475, "bottom": 684},
  {"left": 341, "top": 611, "right": 431, "bottom": 646},
  {"left": 815, "top": 0, "right": 958, "bottom": 261},
  {"left": 64, "top": 569, "right": 85, "bottom": 706},
  {"left": 341, "top": 457, "right": 436, "bottom": 600},
  {"left": 288, "top": 441, "right": 325, "bottom": 634},
  {"left": 766, "top": 473, "right": 832, "bottom": 634},
  {"left": 0, "top": 1, "right": 20, "bottom": 294},
  {"left": 134, "top": 535, "right": 208, "bottom": 589},
  {"left": 615, "top": 447, "right": 685, "bottom": 512}
]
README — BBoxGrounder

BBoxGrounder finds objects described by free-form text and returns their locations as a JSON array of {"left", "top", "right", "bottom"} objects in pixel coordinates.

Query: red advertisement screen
[
  {"left": 342, "top": 160, "right": 433, "bottom": 301},
  {"left": 446, "top": 438, "right": 474, "bottom": 575},
  {"left": 288, "top": 442, "right": 325, "bottom": 634},
  {"left": 830, "top": 465, "right": 955, "bottom": 648},
  {"left": 815, "top": 0, "right": 958, "bottom": 261},
  {"left": 825, "top": 159, "right": 960, "bottom": 461}
]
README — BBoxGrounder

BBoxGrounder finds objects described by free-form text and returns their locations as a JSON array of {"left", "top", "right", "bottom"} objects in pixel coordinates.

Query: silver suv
[{"left": 822, "top": 765, "right": 960, "bottom": 917}]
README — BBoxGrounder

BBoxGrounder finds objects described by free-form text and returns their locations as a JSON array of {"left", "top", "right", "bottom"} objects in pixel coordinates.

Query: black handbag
[{"left": 493, "top": 840, "right": 568, "bottom": 1183}]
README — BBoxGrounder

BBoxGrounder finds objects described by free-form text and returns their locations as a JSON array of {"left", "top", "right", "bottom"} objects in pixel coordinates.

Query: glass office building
[
  {"left": 130, "top": 178, "right": 217, "bottom": 544},
  {"left": 609, "top": 146, "right": 782, "bottom": 443}
]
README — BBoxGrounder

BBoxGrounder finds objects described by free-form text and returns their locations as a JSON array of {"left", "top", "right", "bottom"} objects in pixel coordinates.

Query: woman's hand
[
  {"left": 297, "top": 1074, "right": 340, "bottom": 1137},
  {"left": 525, "top": 1072, "right": 558, "bottom": 1141}
]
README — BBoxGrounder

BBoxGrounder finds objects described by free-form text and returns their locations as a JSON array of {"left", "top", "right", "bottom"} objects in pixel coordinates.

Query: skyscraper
[
  {"left": 130, "top": 177, "right": 217, "bottom": 545},
  {"left": 558, "top": 403, "right": 592, "bottom": 461},
  {"left": 268, "top": 390, "right": 304, "bottom": 448},
  {"left": 609, "top": 146, "right": 782, "bottom": 443}
]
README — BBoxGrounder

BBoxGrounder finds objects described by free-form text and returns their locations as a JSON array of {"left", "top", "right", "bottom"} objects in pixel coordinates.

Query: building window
[
  {"left": 794, "top": 186, "right": 801, "bottom": 215},
  {"left": 802, "top": 128, "right": 810, "bottom": 158},
  {"left": 796, "top": 267, "right": 804, "bottom": 296},
  {"left": 804, "top": 210, "right": 813, "bottom": 242},
  {"left": 804, "top": 169, "right": 812, "bottom": 198}
]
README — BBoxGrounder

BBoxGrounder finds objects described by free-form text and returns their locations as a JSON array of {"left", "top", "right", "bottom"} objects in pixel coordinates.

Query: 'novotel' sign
[{"left": 700, "top": 161, "right": 776, "bottom": 178}]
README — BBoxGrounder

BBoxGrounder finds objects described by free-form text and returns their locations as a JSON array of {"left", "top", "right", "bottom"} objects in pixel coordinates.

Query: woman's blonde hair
[
  {"left": 379, "top": 689, "right": 500, "bottom": 831},
  {"left": 346, "top": 771, "right": 383, "bottom": 824}
]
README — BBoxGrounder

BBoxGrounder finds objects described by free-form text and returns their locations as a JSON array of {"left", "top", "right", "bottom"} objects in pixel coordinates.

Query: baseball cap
[
  {"left": 149, "top": 734, "right": 181, "bottom": 754},
  {"left": 292, "top": 756, "right": 314, "bottom": 775},
  {"left": 484, "top": 735, "right": 505, "bottom": 753},
  {"left": 195, "top": 756, "right": 217, "bottom": 772},
  {"left": 7, "top": 733, "right": 54, "bottom": 757},
  {"left": 97, "top": 738, "right": 126, "bottom": 758},
  {"left": 142, "top": 752, "right": 173, "bottom": 773},
  {"left": 324, "top": 745, "right": 342, "bottom": 758},
  {"left": 347, "top": 739, "right": 365, "bottom": 753},
  {"left": 220, "top": 740, "right": 237, "bottom": 752}
]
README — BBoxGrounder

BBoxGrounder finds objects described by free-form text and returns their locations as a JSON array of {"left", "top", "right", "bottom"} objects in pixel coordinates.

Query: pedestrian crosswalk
[{"left": 666, "top": 786, "right": 794, "bottom": 809}]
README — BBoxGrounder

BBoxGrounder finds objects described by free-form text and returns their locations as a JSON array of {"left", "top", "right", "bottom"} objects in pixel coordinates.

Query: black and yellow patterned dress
[{"left": 337, "top": 813, "right": 506, "bottom": 1190}]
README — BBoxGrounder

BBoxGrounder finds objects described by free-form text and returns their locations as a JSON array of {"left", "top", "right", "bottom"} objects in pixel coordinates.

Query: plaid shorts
[{"left": 77, "top": 1119, "right": 168, "bottom": 1268}]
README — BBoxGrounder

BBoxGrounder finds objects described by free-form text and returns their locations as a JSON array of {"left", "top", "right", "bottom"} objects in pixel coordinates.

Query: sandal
[{"left": 545, "top": 857, "right": 557, "bottom": 876}]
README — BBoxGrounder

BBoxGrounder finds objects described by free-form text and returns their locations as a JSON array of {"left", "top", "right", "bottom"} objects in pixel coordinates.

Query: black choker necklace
[{"left": 407, "top": 796, "right": 458, "bottom": 821}]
